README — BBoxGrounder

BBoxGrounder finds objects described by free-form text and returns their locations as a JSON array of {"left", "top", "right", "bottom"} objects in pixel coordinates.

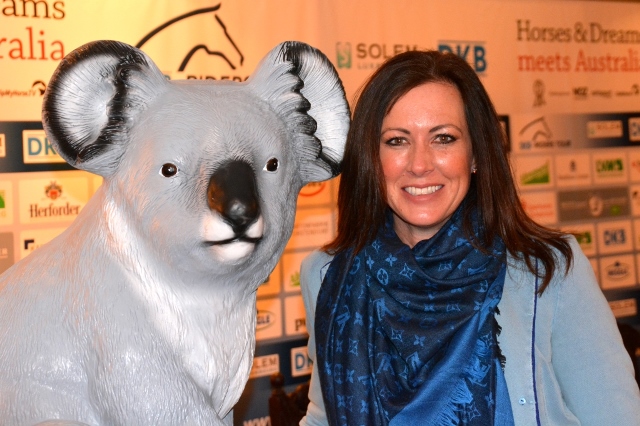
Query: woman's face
[{"left": 379, "top": 82, "right": 475, "bottom": 247}]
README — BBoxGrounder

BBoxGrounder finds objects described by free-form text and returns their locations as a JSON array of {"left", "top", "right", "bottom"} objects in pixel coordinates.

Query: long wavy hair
[{"left": 324, "top": 50, "right": 572, "bottom": 293}]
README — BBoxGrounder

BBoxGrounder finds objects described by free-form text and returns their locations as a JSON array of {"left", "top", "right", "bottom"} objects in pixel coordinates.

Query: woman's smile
[{"left": 403, "top": 185, "right": 443, "bottom": 196}]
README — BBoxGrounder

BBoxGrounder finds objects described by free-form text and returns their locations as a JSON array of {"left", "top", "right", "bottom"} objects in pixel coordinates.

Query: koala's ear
[
  {"left": 248, "top": 41, "right": 350, "bottom": 184},
  {"left": 42, "top": 40, "right": 168, "bottom": 177}
]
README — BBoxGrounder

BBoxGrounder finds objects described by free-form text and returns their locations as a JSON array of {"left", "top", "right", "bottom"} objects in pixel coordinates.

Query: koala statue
[{"left": 0, "top": 40, "right": 349, "bottom": 425}]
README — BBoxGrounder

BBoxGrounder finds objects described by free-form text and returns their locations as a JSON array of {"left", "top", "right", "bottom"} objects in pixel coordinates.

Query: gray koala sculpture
[{"left": 0, "top": 40, "right": 349, "bottom": 425}]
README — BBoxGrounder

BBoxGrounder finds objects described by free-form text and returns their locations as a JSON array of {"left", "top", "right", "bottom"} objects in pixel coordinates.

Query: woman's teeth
[{"left": 404, "top": 185, "right": 442, "bottom": 195}]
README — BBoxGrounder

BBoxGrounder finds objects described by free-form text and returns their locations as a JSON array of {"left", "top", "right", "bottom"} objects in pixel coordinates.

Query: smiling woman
[
  {"left": 379, "top": 82, "right": 474, "bottom": 246},
  {"left": 299, "top": 50, "right": 640, "bottom": 426}
]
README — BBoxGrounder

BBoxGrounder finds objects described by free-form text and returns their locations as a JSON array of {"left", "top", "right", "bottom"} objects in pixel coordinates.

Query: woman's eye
[
  {"left": 436, "top": 134, "right": 457, "bottom": 144},
  {"left": 264, "top": 157, "right": 279, "bottom": 172},
  {"left": 160, "top": 163, "right": 178, "bottom": 177},
  {"left": 384, "top": 137, "right": 404, "bottom": 146}
]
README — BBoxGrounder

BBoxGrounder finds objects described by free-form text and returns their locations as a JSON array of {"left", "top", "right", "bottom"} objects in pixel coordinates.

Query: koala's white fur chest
[
  {"left": 0, "top": 193, "right": 255, "bottom": 424},
  {"left": 101, "top": 191, "right": 258, "bottom": 414}
]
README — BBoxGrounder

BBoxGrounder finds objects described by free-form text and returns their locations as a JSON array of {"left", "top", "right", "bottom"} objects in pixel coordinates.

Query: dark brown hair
[{"left": 324, "top": 50, "right": 572, "bottom": 293}]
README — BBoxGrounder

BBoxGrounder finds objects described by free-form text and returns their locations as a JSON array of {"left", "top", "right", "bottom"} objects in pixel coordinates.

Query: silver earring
[{"left": 471, "top": 167, "right": 477, "bottom": 174}]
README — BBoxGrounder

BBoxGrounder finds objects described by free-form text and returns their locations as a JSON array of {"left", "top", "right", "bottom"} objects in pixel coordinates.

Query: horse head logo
[{"left": 135, "top": 4, "right": 244, "bottom": 75}]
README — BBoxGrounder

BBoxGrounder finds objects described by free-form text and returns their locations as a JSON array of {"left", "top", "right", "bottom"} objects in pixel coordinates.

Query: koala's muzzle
[{"left": 207, "top": 160, "right": 261, "bottom": 240}]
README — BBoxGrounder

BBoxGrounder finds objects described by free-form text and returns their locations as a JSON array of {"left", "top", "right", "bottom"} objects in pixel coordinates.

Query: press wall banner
[{"left": 2, "top": 1, "right": 640, "bottom": 424}]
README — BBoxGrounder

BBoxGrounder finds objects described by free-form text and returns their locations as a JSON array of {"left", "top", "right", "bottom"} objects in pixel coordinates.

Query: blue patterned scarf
[{"left": 315, "top": 204, "right": 514, "bottom": 425}]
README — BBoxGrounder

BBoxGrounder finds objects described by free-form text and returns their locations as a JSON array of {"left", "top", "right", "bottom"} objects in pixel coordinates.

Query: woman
[{"left": 300, "top": 50, "right": 640, "bottom": 426}]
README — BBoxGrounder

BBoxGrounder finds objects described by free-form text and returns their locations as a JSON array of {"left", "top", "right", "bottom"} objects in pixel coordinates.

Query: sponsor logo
[
  {"left": 616, "top": 84, "right": 640, "bottom": 97},
  {"left": 587, "top": 120, "right": 623, "bottom": 138},
  {"left": 0, "top": 190, "right": 6, "bottom": 217},
  {"left": 256, "top": 309, "right": 276, "bottom": 331},
  {"left": 631, "top": 187, "right": 640, "bottom": 216},
  {"left": 498, "top": 116, "right": 511, "bottom": 150},
  {"left": 609, "top": 298, "right": 638, "bottom": 319},
  {"left": 605, "top": 261, "right": 630, "bottom": 281},
  {"left": 591, "top": 90, "right": 612, "bottom": 98},
  {"left": 598, "top": 221, "right": 633, "bottom": 255},
  {"left": 593, "top": 152, "right": 628, "bottom": 184},
  {"left": 0, "top": 184, "right": 12, "bottom": 223},
  {"left": 20, "top": 227, "right": 65, "bottom": 259},
  {"left": 298, "top": 182, "right": 331, "bottom": 206},
  {"left": 22, "top": 129, "right": 64, "bottom": 164},
  {"left": 29, "top": 201, "right": 79, "bottom": 219},
  {"left": 284, "top": 295, "right": 307, "bottom": 336},
  {"left": 603, "top": 228, "right": 627, "bottom": 246},
  {"left": 20, "top": 177, "right": 88, "bottom": 224},
  {"left": 517, "top": 117, "right": 570, "bottom": 150},
  {"left": 291, "top": 346, "right": 313, "bottom": 377},
  {"left": 589, "top": 195, "right": 604, "bottom": 216},
  {"left": 294, "top": 317, "right": 306, "bottom": 332},
  {"left": 243, "top": 416, "right": 271, "bottom": 426},
  {"left": 249, "top": 354, "right": 279, "bottom": 379},
  {"left": 299, "top": 182, "right": 326, "bottom": 197},
  {"left": 557, "top": 187, "right": 629, "bottom": 221},
  {"left": 569, "top": 226, "right": 596, "bottom": 256},
  {"left": 595, "top": 158, "right": 624, "bottom": 178},
  {"left": 23, "top": 238, "right": 36, "bottom": 251},
  {"left": 575, "top": 230, "right": 592, "bottom": 245},
  {"left": 27, "top": 181, "right": 82, "bottom": 220},
  {"left": 45, "top": 181, "right": 62, "bottom": 200},
  {"left": 335, "top": 42, "right": 420, "bottom": 70},
  {"left": 533, "top": 80, "right": 545, "bottom": 107},
  {"left": 518, "top": 191, "right": 557, "bottom": 225},
  {"left": 0, "top": 80, "right": 47, "bottom": 99},
  {"left": 520, "top": 161, "right": 550, "bottom": 185},
  {"left": 289, "top": 271, "right": 300, "bottom": 288},
  {"left": 438, "top": 40, "right": 486, "bottom": 73},
  {"left": 0, "top": 232, "right": 12, "bottom": 272},
  {"left": 136, "top": 3, "right": 247, "bottom": 81},
  {"left": 554, "top": 154, "right": 591, "bottom": 187},
  {"left": 32, "top": 80, "right": 46, "bottom": 95},
  {"left": 629, "top": 117, "right": 640, "bottom": 142},
  {"left": 336, "top": 42, "right": 351, "bottom": 69},
  {"left": 595, "top": 158, "right": 623, "bottom": 172},
  {"left": 573, "top": 87, "right": 588, "bottom": 100}
]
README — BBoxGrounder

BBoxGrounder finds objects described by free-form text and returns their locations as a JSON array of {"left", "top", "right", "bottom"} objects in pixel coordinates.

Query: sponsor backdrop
[{"left": 2, "top": 0, "right": 640, "bottom": 424}]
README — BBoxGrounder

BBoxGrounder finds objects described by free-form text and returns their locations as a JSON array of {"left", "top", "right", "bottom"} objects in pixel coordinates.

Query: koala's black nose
[{"left": 208, "top": 160, "right": 260, "bottom": 235}]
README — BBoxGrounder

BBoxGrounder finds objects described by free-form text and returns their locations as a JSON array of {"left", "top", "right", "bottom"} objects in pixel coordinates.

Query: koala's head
[{"left": 42, "top": 40, "right": 349, "bottom": 284}]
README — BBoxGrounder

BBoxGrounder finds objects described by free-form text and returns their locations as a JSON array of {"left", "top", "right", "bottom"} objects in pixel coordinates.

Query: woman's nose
[{"left": 407, "top": 142, "right": 432, "bottom": 175}]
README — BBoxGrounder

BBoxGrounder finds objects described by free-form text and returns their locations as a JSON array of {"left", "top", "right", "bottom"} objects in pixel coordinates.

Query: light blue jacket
[{"left": 300, "top": 237, "right": 640, "bottom": 425}]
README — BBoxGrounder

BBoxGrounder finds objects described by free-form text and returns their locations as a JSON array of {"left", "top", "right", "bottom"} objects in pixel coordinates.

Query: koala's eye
[
  {"left": 264, "top": 157, "right": 279, "bottom": 173},
  {"left": 160, "top": 163, "right": 178, "bottom": 177}
]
